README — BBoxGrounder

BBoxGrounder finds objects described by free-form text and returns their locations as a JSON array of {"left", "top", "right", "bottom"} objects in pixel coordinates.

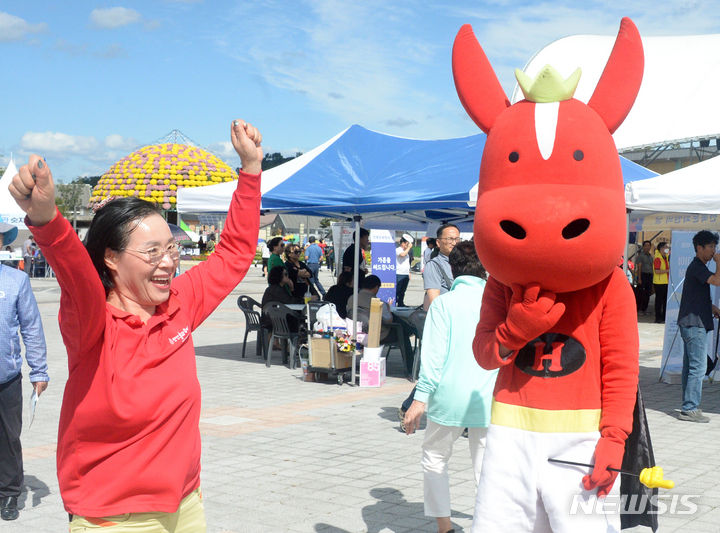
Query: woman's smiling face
[{"left": 104, "top": 213, "right": 178, "bottom": 310}]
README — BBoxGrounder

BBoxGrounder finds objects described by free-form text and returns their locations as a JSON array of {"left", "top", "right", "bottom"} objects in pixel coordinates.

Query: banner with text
[
  {"left": 661, "top": 231, "right": 720, "bottom": 382},
  {"left": 370, "top": 229, "right": 396, "bottom": 303},
  {"left": 330, "top": 222, "right": 356, "bottom": 280}
]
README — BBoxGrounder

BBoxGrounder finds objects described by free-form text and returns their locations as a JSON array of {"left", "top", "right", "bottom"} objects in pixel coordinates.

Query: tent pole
[{"left": 351, "top": 215, "right": 361, "bottom": 386}]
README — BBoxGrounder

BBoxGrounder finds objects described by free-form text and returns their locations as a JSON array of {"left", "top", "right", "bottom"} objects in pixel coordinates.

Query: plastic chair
[
  {"left": 263, "top": 302, "right": 302, "bottom": 369},
  {"left": 237, "top": 295, "right": 267, "bottom": 359},
  {"left": 383, "top": 322, "right": 412, "bottom": 378},
  {"left": 408, "top": 307, "right": 427, "bottom": 381}
]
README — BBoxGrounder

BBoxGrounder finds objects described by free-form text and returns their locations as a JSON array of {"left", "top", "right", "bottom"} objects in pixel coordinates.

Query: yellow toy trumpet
[{"left": 548, "top": 459, "right": 675, "bottom": 489}]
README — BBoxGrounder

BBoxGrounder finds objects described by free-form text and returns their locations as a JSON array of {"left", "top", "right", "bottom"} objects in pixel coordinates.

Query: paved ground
[{"left": 4, "top": 265, "right": 720, "bottom": 532}]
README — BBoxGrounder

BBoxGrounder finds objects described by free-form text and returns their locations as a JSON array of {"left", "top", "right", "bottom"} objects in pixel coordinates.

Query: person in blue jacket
[
  {"left": 404, "top": 240, "right": 497, "bottom": 533},
  {"left": 0, "top": 262, "right": 48, "bottom": 521}
]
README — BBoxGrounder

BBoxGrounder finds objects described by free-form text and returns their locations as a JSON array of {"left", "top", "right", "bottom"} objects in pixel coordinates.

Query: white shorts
[{"left": 472, "top": 424, "right": 620, "bottom": 533}]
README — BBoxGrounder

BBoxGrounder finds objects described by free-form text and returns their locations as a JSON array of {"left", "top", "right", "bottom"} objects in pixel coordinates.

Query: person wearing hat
[
  {"left": 0, "top": 253, "right": 49, "bottom": 521},
  {"left": 0, "top": 223, "right": 19, "bottom": 269},
  {"left": 396, "top": 233, "right": 414, "bottom": 307}
]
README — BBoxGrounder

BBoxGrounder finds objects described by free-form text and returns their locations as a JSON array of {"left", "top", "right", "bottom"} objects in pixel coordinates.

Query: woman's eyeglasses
[{"left": 125, "top": 243, "right": 180, "bottom": 265}]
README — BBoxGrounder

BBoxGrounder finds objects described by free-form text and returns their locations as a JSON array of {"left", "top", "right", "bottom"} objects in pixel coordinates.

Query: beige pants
[
  {"left": 69, "top": 488, "right": 206, "bottom": 533},
  {"left": 422, "top": 420, "right": 488, "bottom": 518}
]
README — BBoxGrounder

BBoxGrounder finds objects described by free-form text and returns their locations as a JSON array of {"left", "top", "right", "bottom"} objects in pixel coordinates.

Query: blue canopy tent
[
  {"left": 178, "top": 125, "right": 657, "bottom": 365},
  {"left": 178, "top": 124, "right": 657, "bottom": 229}
]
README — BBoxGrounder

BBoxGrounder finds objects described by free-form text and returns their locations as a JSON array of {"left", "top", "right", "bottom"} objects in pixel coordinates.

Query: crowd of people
[
  {"left": 1, "top": 236, "right": 49, "bottom": 277},
  {"left": 633, "top": 239, "right": 670, "bottom": 323}
]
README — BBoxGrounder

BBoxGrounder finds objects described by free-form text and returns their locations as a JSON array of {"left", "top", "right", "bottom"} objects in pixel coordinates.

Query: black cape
[{"left": 620, "top": 387, "right": 658, "bottom": 532}]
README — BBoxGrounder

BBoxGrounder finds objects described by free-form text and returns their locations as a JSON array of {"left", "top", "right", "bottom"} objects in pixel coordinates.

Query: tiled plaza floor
[{"left": 4, "top": 265, "right": 719, "bottom": 532}]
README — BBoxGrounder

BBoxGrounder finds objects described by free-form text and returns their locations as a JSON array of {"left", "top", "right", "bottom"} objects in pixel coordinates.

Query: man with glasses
[{"left": 423, "top": 224, "right": 461, "bottom": 311}]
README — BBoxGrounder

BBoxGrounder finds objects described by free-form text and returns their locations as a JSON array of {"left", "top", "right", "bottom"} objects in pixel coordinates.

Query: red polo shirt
[{"left": 31, "top": 171, "right": 260, "bottom": 517}]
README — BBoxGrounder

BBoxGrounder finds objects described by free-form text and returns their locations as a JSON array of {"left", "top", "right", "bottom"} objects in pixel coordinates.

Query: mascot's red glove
[
  {"left": 495, "top": 284, "right": 566, "bottom": 351},
  {"left": 582, "top": 427, "right": 627, "bottom": 497}
]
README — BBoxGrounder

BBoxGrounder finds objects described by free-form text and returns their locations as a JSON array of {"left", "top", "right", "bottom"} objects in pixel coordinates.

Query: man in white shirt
[{"left": 395, "top": 234, "right": 414, "bottom": 307}]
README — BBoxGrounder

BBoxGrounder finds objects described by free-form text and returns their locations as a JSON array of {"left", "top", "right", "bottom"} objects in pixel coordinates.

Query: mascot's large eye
[
  {"left": 573, "top": 150, "right": 584, "bottom": 161},
  {"left": 508, "top": 151, "right": 519, "bottom": 163}
]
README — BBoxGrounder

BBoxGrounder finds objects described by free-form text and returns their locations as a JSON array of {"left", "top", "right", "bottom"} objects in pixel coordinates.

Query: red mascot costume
[{"left": 453, "top": 18, "right": 643, "bottom": 532}]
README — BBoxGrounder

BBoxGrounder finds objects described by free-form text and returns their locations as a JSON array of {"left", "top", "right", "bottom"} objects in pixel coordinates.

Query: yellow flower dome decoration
[{"left": 90, "top": 133, "right": 236, "bottom": 211}]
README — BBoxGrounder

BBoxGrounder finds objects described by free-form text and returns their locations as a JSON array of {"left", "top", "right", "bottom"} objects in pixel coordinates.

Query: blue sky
[{"left": 1, "top": 1, "right": 718, "bottom": 182}]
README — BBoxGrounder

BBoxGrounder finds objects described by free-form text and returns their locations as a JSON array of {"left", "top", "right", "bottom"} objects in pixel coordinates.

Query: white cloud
[
  {"left": 90, "top": 7, "right": 142, "bottom": 29},
  {"left": 215, "top": 1, "right": 461, "bottom": 139},
  {"left": 97, "top": 43, "right": 127, "bottom": 58},
  {"left": 211, "top": 0, "right": 720, "bottom": 142},
  {"left": 0, "top": 12, "right": 47, "bottom": 42},
  {"left": 206, "top": 141, "right": 236, "bottom": 160},
  {"left": 104, "top": 134, "right": 138, "bottom": 151},
  {"left": 21, "top": 132, "right": 99, "bottom": 155},
  {"left": 54, "top": 39, "right": 88, "bottom": 56},
  {"left": 446, "top": 1, "right": 720, "bottom": 94}
]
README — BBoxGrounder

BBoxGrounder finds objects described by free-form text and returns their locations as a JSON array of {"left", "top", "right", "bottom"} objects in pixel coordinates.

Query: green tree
[
  {"left": 74, "top": 175, "right": 102, "bottom": 187},
  {"left": 261, "top": 152, "right": 302, "bottom": 171},
  {"left": 56, "top": 183, "right": 86, "bottom": 230}
]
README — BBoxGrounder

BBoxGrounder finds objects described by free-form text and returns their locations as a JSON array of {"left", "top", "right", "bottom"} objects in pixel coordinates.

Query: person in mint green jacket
[{"left": 404, "top": 240, "right": 497, "bottom": 533}]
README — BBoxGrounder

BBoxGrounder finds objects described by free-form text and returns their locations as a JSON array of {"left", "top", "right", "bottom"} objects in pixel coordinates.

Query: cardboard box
[
  {"left": 367, "top": 298, "right": 383, "bottom": 347},
  {"left": 310, "top": 337, "right": 352, "bottom": 370},
  {"left": 360, "top": 357, "right": 386, "bottom": 387}
]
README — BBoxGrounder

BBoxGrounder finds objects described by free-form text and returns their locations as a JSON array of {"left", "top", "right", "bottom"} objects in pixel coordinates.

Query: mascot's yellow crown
[{"left": 515, "top": 65, "right": 581, "bottom": 103}]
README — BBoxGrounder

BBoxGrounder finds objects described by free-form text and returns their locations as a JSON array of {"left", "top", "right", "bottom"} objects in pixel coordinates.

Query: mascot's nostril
[
  {"left": 500, "top": 220, "right": 527, "bottom": 240},
  {"left": 562, "top": 218, "right": 590, "bottom": 239}
]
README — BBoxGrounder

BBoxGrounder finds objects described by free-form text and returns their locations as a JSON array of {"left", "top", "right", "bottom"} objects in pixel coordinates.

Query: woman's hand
[
  {"left": 404, "top": 400, "right": 426, "bottom": 434},
  {"left": 9, "top": 155, "right": 57, "bottom": 226},
  {"left": 231, "top": 120, "right": 263, "bottom": 175}
]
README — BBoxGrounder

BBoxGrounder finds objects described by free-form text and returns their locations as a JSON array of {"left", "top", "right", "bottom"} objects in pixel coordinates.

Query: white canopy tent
[
  {"left": 514, "top": 33, "right": 720, "bottom": 150},
  {"left": 626, "top": 155, "right": 720, "bottom": 215},
  {"left": 0, "top": 159, "right": 26, "bottom": 230}
]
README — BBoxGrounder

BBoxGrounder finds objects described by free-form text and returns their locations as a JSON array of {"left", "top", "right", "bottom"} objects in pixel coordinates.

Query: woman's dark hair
[
  {"left": 268, "top": 236, "right": 284, "bottom": 252},
  {"left": 268, "top": 265, "right": 287, "bottom": 285},
  {"left": 84, "top": 197, "right": 161, "bottom": 293},
  {"left": 448, "top": 240, "right": 486, "bottom": 280},
  {"left": 426, "top": 237, "right": 436, "bottom": 248}
]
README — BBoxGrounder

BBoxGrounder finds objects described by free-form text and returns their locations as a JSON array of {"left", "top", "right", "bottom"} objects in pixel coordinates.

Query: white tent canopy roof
[
  {"left": 626, "top": 155, "right": 720, "bottom": 214},
  {"left": 512, "top": 33, "right": 720, "bottom": 150},
  {"left": 0, "top": 159, "right": 27, "bottom": 230}
]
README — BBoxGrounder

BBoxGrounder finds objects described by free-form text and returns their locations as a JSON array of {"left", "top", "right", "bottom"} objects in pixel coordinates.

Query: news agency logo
[{"left": 570, "top": 494, "right": 700, "bottom": 516}]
